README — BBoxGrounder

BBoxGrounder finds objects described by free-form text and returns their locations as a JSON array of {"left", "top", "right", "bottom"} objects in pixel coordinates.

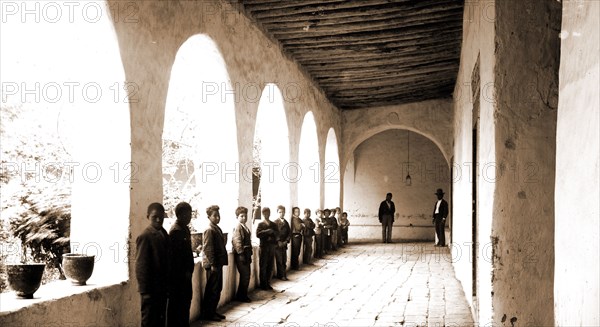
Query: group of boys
[
  {"left": 255, "top": 206, "right": 351, "bottom": 290},
  {"left": 135, "top": 202, "right": 197, "bottom": 327},
  {"left": 135, "top": 202, "right": 351, "bottom": 326},
  {"left": 136, "top": 202, "right": 231, "bottom": 325}
]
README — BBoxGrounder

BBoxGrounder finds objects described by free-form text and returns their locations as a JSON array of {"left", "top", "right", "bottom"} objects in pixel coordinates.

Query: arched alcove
[
  {"left": 253, "top": 84, "right": 290, "bottom": 215},
  {"left": 298, "top": 112, "right": 320, "bottom": 210},
  {"left": 324, "top": 128, "right": 341, "bottom": 209},
  {"left": 0, "top": 3, "right": 130, "bottom": 281},
  {"left": 343, "top": 129, "right": 450, "bottom": 241},
  {"left": 164, "top": 34, "right": 239, "bottom": 234}
]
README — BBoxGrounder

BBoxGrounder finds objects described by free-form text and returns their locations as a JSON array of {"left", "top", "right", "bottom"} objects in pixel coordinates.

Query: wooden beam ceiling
[{"left": 233, "top": 0, "right": 464, "bottom": 110}]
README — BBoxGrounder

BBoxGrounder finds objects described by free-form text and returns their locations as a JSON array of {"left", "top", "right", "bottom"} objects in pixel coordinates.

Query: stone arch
[
  {"left": 253, "top": 84, "right": 291, "bottom": 213},
  {"left": 324, "top": 128, "right": 341, "bottom": 208},
  {"left": 343, "top": 128, "right": 450, "bottom": 242},
  {"left": 0, "top": 6, "right": 131, "bottom": 281},
  {"left": 164, "top": 34, "right": 239, "bottom": 233},
  {"left": 344, "top": 125, "right": 450, "bottom": 174},
  {"left": 298, "top": 111, "right": 320, "bottom": 210}
]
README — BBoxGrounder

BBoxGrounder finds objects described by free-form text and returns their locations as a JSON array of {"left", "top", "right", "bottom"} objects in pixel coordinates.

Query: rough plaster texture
[
  {"left": 452, "top": 1, "right": 497, "bottom": 323},
  {"left": 491, "top": 1, "right": 560, "bottom": 325},
  {"left": 343, "top": 129, "right": 450, "bottom": 242},
  {"left": 554, "top": 1, "right": 600, "bottom": 325},
  {"left": 0, "top": 283, "right": 127, "bottom": 326}
]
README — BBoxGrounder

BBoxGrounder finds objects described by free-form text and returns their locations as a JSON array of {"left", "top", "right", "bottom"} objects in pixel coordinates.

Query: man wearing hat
[{"left": 432, "top": 188, "right": 449, "bottom": 246}]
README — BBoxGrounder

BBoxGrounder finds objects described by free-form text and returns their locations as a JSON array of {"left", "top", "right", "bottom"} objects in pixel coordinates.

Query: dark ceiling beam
[
  {"left": 282, "top": 27, "right": 462, "bottom": 52},
  {"left": 329, "top": 83, "right": 456, "bottom": 101},
  {"left": 257, "top": 0, "right": 461, "bottom": 26},
  {"left": 277, "top": 19, "right": 462, "bottom": 47},
  {"left": 244, "top": 0, "right": 414, "bottom": 19},
  {"left": 320, "top": 71, "right": 458, "bottom": 93},
  {"left": 263, "top": 5, "right": 463, "bottom": 36},
  {"left": 310, "top": 58, "right": 459, "bottom": 78},
  {"left": 271, "top": 12, "right": 463, "bottom": 39},
  {"left": 338, "top": 93, "right": 452, "bottom": 110},
  {"left": 281, "top": 30, "right": 463, "bottom": 52},
  {"left": 242, "top": 0, "right": 349, "bottom": 12},
  {"left": 327, "top": 73, "right": 457, "bottom": 90},
  {"left": 293, "top": 43, "right": 460, "bottom": 69}
]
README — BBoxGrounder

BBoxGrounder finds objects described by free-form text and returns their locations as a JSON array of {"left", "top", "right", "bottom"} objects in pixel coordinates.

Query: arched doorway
[
  {"left": 163, "top": 34, "right": 239, "bottom": 234},
  {"left": 343, "top": 129, "right": 450, "bottom": 242},
  {"left": 324, "top": 128, "right": 341, "bottom": 209},
  {"left": 0, "top": 4, "right": 131, "bottom": 281},
  {"left": 298, "top": 112, "right": 320, "bottom": 211},
  {"left": 253, "top": 84, "right": 290, "bottom": 219}
]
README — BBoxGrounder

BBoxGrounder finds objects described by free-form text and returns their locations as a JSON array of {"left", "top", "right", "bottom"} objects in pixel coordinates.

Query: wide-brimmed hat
[{"left": 435, "top": 188, "right": 445, "bottom": 195}]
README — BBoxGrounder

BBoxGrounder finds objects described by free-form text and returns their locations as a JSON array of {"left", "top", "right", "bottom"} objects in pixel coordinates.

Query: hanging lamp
[{"left": 405, "top": 130, "right": 412, "bottom": 186}]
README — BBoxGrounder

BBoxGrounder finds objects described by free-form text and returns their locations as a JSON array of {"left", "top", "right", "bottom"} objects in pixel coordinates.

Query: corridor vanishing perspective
[
  {"left": 0, "top": 0, "right": 598, "bottom": 326},
  {"left": 192, "top": 243, "right": 474, "bottom": 327}
]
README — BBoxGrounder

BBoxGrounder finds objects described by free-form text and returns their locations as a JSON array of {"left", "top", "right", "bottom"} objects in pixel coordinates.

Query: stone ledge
[{"left": 0, "top": 278, "right": 127, "bottom": 315}]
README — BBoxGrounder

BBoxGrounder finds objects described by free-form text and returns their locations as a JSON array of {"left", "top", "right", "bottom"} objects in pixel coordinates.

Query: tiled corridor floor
[{"left": 192, "top": 242, "right": 474, "bottom": 327}]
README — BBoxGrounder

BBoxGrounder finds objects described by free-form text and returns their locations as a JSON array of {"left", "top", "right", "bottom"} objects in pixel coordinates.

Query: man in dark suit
[
  {"left": 432, "top": 188, "right": 449, "bottom": 247},
  {"left": 167, "top": 202, "right": 195, "bottom": 327},
  {"left": 136, "top": 202, "right": 170, "bottom": 327},
  {"left": 378, "top": 193, "right": 396, "bottom": 243}
]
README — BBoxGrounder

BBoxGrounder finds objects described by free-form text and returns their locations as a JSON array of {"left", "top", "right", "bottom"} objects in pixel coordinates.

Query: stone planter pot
[
  {"left": 191, "top": 232, "right": 203, "bottom": 254},
  {"left": 62, "top": 253, "right": 95, "bottom": 285},
  {"left": 5, "top": 263, "right": 46, "bottom": 299}
]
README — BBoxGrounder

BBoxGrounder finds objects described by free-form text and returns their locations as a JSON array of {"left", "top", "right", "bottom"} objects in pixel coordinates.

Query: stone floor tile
[{"left": 191, "top": 243, "right": 473, "bottom": 327}]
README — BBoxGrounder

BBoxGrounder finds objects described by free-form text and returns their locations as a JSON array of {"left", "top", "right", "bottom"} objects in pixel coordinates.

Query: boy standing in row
[
  {"left": 274, "top": 205, "right": 291, "bottom": 280},
  {"left": 256, "top": 207, "right": 278, "bottom": 290},
  {"left": 136, "top": 203, "right": 170, "bottom": 327},
  {"left": 201, "top": 205, "right": 228, "bottom": 322}
]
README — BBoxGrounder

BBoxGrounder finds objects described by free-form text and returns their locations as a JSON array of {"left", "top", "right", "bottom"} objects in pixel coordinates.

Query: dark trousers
[
  {"left": 141, "top": 293, "right": 167, "bottom": 327},
  {"left": 167, "top": 294, "right": 191, "bottom": 327},
  {"left": 202, "top": 266, "right": 223, "bottom": 319},
  {"left": 324, "top": 229, "right": 331, "bottom": 252},
  {"left": 331, "top": 229, "right": 338, "bottom": 250},
  {"left": 274, "top": 245, "right": 288, "bottom": 278},
  {"left": 259, "top": 245, "right": 275, "bottom": 288},
  {"left": 303, "top": 236, "right": 313, "bottom": 264},
  {"left": 234, "top": 254, "right": 251, "bottom": 299},
  {"left": 381, "top": 215, "right": 393, "bottom": 243},
  {"left": 315, "top": 233, "right": 323, "bottom": 258},
  {"left": 435, "top": 217, "right": 446, "bottom": 246},
  {"left": 291, "top": 234, "right": 302, "bottom": 270},
  {"left": 341, "top": 228, "right": 348, "bottom": 244}
]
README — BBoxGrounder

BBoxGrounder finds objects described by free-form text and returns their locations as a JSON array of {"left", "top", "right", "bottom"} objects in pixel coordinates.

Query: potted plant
[{"left": 5, "top": 193, "right": 70, "bottom": 298}]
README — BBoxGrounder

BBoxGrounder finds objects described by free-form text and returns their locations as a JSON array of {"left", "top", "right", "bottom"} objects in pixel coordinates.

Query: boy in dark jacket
[
  {"left": 231, "top": 206, "right": 253, "bottom": 302},
  {"left": 256, "top": 207, "right": 278, "bottom": 290},
  {"left": 274, "top": 205, "right": 291, "bottom": 280},
  {"left": 201, "top": 205, "right": 228, "bottom": 322},
  {"left": 136, "top": 202, "right": 170, "bottom": 327},
  {"left": 302, "top": 208, "right": 316, "bottom": 264},
  {"left": 167, "top": 202, "right": 195, "bottom": 327}
]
